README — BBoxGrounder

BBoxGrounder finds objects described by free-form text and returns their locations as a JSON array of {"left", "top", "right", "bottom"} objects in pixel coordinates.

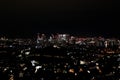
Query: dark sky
[{"left": 0, "top": 0, "right": 118, "bottom": 38}]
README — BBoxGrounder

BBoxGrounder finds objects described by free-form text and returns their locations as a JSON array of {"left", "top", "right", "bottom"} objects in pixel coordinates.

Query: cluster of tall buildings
[{"left": 36, "top": 33, "right": 120, "bottom": 48}]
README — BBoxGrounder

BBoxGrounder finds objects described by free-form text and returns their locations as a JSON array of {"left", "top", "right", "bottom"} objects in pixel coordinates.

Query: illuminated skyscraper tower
[
  {"left": 36, "top": 33, "right": 42, "bottom": 48},
  {"left": 37, "top": 33, "right": 40, "bottom": 44},
  {"left": 104, "top": 40, "right": 108, "bottom": 48}
]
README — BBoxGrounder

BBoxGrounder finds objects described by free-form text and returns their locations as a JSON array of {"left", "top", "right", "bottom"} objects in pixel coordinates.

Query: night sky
[{"left": 0, "top": 0, "right": 118, "bottom": 38}]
